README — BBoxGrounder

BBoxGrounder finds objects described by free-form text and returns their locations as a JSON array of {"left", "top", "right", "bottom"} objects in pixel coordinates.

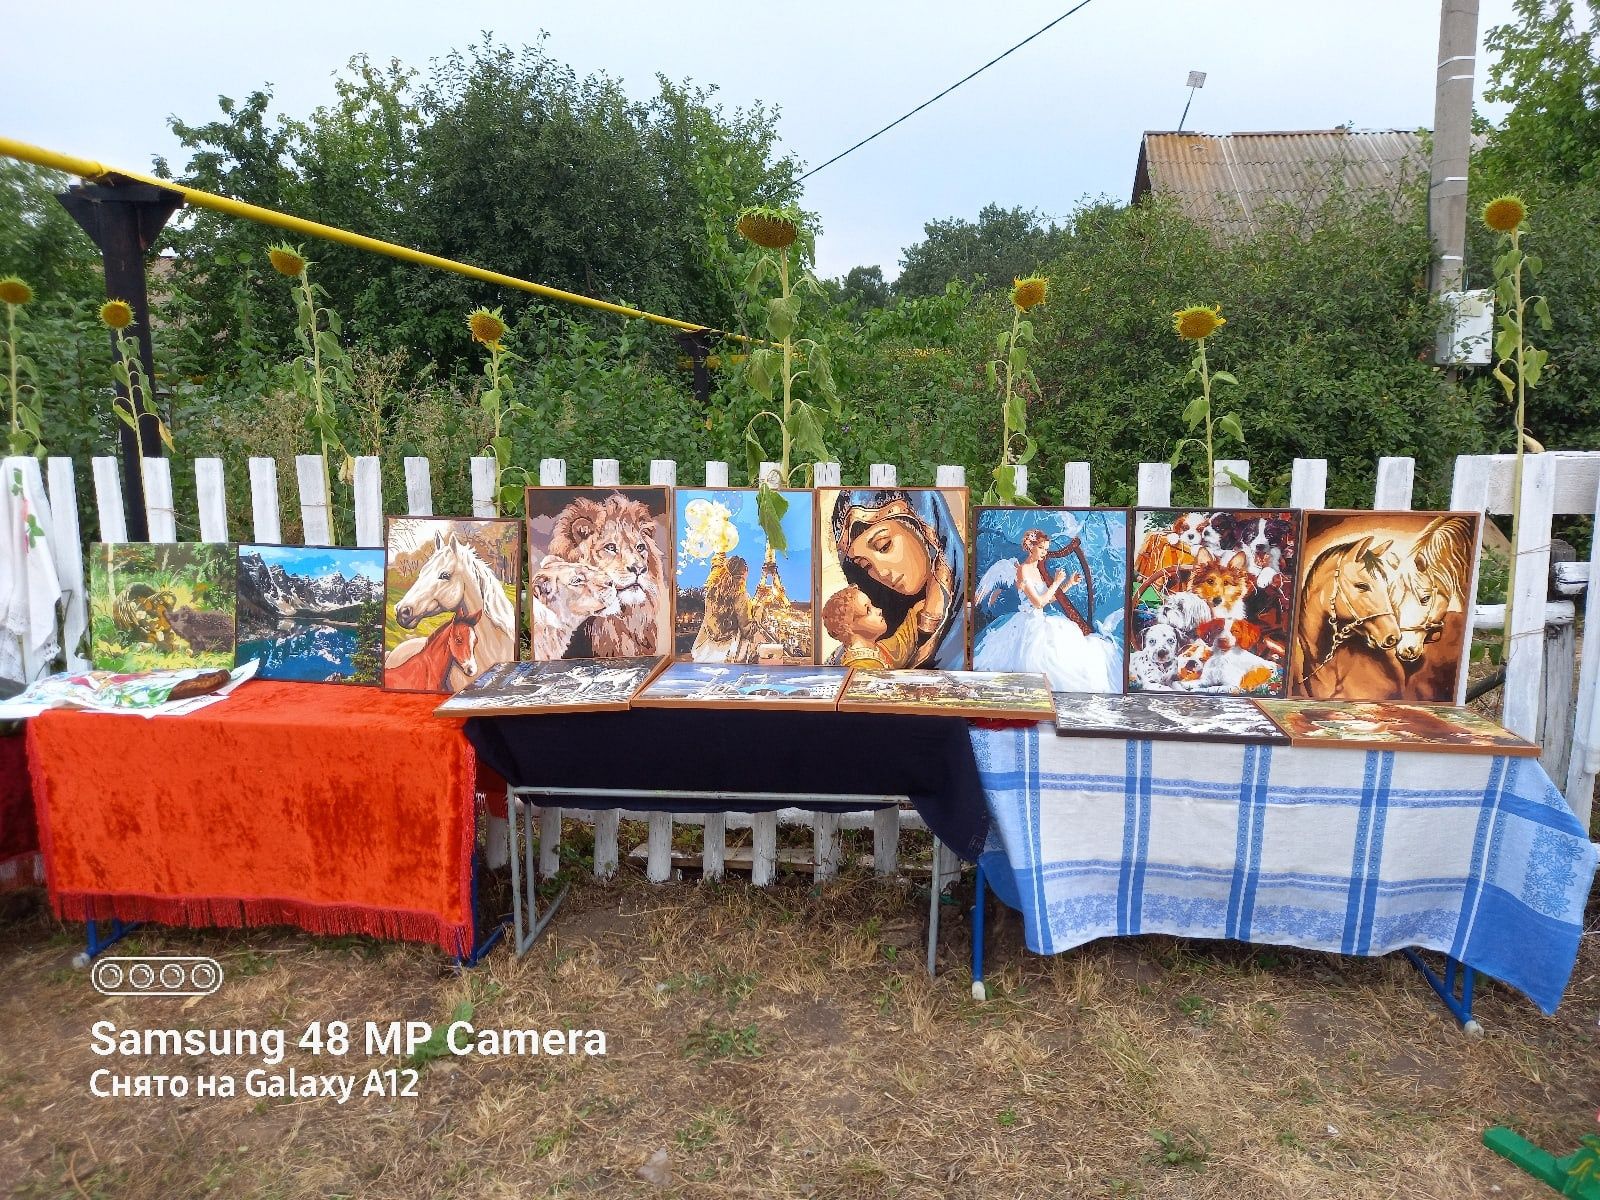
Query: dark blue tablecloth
[{"left": 464, "top": 709, "right": 990, "bottom": 862}]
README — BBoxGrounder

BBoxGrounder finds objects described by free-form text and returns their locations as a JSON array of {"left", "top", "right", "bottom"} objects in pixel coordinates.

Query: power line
[{"left": 796, "top": 0, "right": 1100, "bottom": 183}]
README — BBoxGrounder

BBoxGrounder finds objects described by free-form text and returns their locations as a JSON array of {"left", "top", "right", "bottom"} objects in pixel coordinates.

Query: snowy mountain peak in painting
[{"left": 238, "top": 552, "right": 381, "bottom": 616}]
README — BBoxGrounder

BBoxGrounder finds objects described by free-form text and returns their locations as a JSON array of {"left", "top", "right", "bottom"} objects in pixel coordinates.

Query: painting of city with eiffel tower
[{"left": 671, "top": 488, "right": 815, "bottom": 664}]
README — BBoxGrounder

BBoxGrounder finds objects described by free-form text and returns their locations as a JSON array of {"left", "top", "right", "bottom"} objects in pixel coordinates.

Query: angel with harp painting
[{"left": 973, "top": 523, "right": 1122, "bottom": 692}]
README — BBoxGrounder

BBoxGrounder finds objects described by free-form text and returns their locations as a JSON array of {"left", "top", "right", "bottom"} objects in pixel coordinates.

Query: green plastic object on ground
[{"left": 1483, "top": 1127, "right": 1600, "bottom": 1197}]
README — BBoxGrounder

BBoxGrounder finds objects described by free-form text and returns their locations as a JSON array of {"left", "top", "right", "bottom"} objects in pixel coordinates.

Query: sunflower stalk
[
  {"left": 982, "top": 277, "right": 1046, "bottom": 504},
  {"left": 270, "top": 246, "right": 354, "bottom": 522},
  {"left": 1485, "top": 196, "right": 1551, "bottom": 664},
  {"left": 737, "top": 205, "right": 840, "bottom": 551},
  {"left": 107, "top": 328, "right": 173, "bottom": 476},
  {"left": 468, "top": 307, "right": 530, "bottom": 514},
  {"left": 1, "top": 278, "right": 43, "bottom": 457},
  {"left": 1169, "top": 305, "right": 1245, "bottom": 504}
]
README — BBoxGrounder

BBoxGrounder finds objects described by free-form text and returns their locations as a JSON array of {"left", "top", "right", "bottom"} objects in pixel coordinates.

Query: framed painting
[
  {"left": 816, "top": 487, "right": 970, "bottom": 670},
  {"left": 89, "top": 542, "right": 237, "bottom": 672},
  {"left": 525, "top": 486, "right": 673, "bottom": 660},
  {"left": 1052, "top": 691, "right": 1287, "bottom": 744},
  {"left": 384, "top": 517, "right": 522, "bottom": 694},
  {"left": 1254, "top": 698, "right": 1540, "bottom": 757},
  {"left": 236, "top": 545, "right": 385, "bottom": 685},
  {"left": 1291, "top": 510, "right": 1482, "bottom": 703},
  {"left": 672, "top": 488, "right": 816, "bottom": 665},
  {"left": 633, "top": 662, "right": 850, "bottom": 711},
  {"left": 1129, "top": 509, "right": 1300, "bottom": 696},
  {"left": 837, "top": 669, "right": 1054, "bottom": 721},
  {"left": 971, "top": 507, "right": 1129, "bottom": 693},
  {"left": 435, "top": 656, "right": 667, "bottom": 717}
]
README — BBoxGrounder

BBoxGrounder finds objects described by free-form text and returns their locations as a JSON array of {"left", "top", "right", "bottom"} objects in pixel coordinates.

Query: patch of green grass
[
  {"left": 1149, "top": 1128, "right": 1209, "bottom": 1169},
  {"left": 997, "top": 1106, "right": 1018, "bottom": 1128},
  {"left": 1176, "top": 995, "right": 1216, "bottom": 1027},
  {"left": 407, "top": 998, "right": 474, "bottom": 1070},
  {"left": 683, "top": 1020, "right": 760, "bottom": 1063}
]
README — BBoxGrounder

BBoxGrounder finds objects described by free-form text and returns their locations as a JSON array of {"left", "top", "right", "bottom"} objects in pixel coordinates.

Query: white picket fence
[{"left": 27, "top": 447, "right": 1600, "bottom": 888}]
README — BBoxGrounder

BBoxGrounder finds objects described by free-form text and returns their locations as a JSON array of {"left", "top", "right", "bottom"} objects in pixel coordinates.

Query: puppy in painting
[
  {"left": 1130, "top": 621, "right": 1180, "bottom": 688},
  {"left": 1191, "top": 551, "right": 1252, "bottom": 622},
  {"left": 1157, "top": 590, "right": 1211, "bottom": 643}
]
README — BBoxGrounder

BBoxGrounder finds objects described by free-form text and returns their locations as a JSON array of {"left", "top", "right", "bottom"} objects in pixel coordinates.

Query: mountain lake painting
[{"left": 235, "top": 546, "right": 386, "bottom": 685}]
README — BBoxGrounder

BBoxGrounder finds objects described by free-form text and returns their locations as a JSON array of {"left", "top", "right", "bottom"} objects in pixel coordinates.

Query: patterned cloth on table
[{"left": 970, "top": 724, "right": 1598, "bottom": 1014}]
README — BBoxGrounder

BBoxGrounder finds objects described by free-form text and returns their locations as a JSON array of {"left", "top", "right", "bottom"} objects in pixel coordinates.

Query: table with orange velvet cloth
[{"left": 26, "top": 682, "right": 476, "bottom": 955}]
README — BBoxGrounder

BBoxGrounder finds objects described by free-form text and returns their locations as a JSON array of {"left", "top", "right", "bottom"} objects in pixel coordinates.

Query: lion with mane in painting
[{"left": 547, "top": 493, "right": 666, "bottom": 656}]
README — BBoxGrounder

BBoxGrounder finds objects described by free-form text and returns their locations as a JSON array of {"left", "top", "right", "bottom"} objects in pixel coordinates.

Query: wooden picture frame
[
  {"left": 670, "top": 486, "right": 818, "bottom": 665},
  {"left": 1290, "top": 510, "right": 1483, "bottom": 704},
  {"left": 524, "top": 485, "right": 675, "bottom": 661},
  {"left": 1253, "top": 698, "right": 1540, "bottom": 756},
  {"left": 1052, "top": 691, "right": 1288, "bottom": 744},
  {"left": 434, "top": 656, "right": 669, "bottom": 717},
  {"left": 89, "top": 541, "right": 238, "bottom": 673},
  {"left": 383, "top": 516, "right": 523, "bottom": 694},
  {"left": 633, "top": 662, "right": 850, "bottom": 711},
  {"left": 816, "top": 486, "right": 971, "bottom": 671},
  {"left": 837, "top": 669, "right": 1054, "bottom": 721}
]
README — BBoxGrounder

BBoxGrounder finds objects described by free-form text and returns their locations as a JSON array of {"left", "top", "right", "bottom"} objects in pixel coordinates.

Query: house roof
[{"left": 1132, "top": 129, "right": 1429, "bottom": 241}]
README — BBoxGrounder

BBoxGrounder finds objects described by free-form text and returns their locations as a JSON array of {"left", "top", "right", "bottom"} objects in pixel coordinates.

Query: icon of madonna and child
[
  {"left": 817, "top": 489, "right": 970, "bottom": 670},
  {"left": 970, "top": 507, "right": 1130, "bottom": 692}
]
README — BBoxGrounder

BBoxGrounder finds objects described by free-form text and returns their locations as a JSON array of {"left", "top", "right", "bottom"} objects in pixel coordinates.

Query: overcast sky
[{"left": 2, "top": 1, "right": 1521, "bottom": 289}]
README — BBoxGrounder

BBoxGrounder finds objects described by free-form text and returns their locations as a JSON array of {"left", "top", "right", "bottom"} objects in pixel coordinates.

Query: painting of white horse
[{"left": 384, "top": 518, "right": 522, "bottom": 693}]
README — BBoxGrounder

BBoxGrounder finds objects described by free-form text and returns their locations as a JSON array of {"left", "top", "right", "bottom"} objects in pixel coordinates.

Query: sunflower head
[
  {"left": 736, "top": 205, "right": 801, "bottom": 250},
  {"left": 267, "top": 244, "right": 308, "bottom": 278},
  {"left": 1482, "top": 195, "right": 1528, "bottom": 234},
  {"left": 0, "top": 276, "right": 33, "bottom": 307},
  {"left": 99, "top": 299, "right": 135, "bottom": 331},
  {"left": 1011, "top": 276, "right": 1048, "bottom": 312},
  {"left": 1174, "top": 304, "right": 1226, "bottom": 340},
  {"left": 468, "top": 307, "right": 508, "bottom": 347}
]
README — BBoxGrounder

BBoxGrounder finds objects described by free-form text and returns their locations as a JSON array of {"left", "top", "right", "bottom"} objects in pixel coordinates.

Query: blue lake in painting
[{"left": 238, "top": 622, "right": 366, "bottom": 682}]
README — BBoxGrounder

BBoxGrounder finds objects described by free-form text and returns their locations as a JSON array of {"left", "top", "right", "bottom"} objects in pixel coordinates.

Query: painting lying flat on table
[
  {"left": 90, "top": 542, "right": 238, "bottom": 672},
  {"left": 1292, "top": 510, "right": 1482, "bottom": 703},
  {"left": 673, "top": 488, "right": 815, "bottom": 664},
  {"left": 634, "top": 662, "right": 850, "bottom": 711},
  {"left": 837, "top": 669, "right": 1053, "bottom": 721},
  {"left": 1052, "top": 691, "right": 1288, "bottom": 744},
  {"left": 972, "top": 507, "right": 1129, "bottom": 693},
  {"left": 1129, "top": 509, "right": 1299, "bottom": 697},
  {"left": 385, "top": 517, "right": 522, "bottom": 694},
  {"left": 1254, "top": 699, "right": 1540, "bottom": 757},
  {"left": 817, "top": 487, "right": 969, "bottom": 670},
  {"left": 236, "top": 546, "right": 384, "bottom": 684},
  {"left": 434, "top": 657, "right": 665, "bottom": 716},
  {"left": 525, "top": 487, "right": 673, "bottom": 660}
]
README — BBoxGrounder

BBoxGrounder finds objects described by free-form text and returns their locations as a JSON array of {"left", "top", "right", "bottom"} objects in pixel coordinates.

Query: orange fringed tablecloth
[{"left": 27, "top": 682, "right": 475, "bottom": 954}]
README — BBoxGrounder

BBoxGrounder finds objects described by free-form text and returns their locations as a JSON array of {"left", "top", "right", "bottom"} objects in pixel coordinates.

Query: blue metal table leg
[
  {"left": 455, "top": 846, "right": 509, "bottom": 968},
  {"left": 971, "top": 859, "right": 988, "bottom": 1000},
  {"left": 75, "top": 918, "right": 140, "bottom": 968},
  {"left": 1402, "top": 948, "right": 1483, "bottom": 1035}
]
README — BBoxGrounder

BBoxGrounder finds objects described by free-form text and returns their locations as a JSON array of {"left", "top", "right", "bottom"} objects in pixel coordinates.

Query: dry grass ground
[{"left": 0, "top": 850, "right": 1595, "bottom": 1200}]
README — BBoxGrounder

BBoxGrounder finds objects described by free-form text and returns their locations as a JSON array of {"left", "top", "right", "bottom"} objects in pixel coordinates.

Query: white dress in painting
[{"left": 973, "top": 560, "right": 1118, "bottom": 693}]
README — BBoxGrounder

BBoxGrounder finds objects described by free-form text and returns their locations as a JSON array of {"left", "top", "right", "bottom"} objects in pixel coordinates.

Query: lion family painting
[
  {"left": 383, "top": 518, "right": 522, "bottom": 694},
  {"left": 1291, "top": 510, "right": 1481, "bottom": 703},
  {"left": 672, "top": 488, "right": 814, "bottom": 664},
  {"left": 525, "top": 487, "right": 672, "bottom": 660},
  {"left": 1129, "top": 509, "right": 1299, "bottom": 696},
  {"left": 972, "top": 507, "right": 1128, "bottom": 693},
  {"left": 816, "top": 488, "right": 969, "bottom": 670}
]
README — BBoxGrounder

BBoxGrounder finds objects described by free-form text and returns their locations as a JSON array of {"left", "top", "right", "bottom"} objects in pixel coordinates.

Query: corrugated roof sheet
[{"left": 1133, "top": 130, "right": 1428, "bottom": 242}]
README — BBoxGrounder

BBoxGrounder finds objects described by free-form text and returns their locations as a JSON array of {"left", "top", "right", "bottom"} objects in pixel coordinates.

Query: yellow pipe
[{"left": 0, "top": 135, "right": 737, "bottom": 340}]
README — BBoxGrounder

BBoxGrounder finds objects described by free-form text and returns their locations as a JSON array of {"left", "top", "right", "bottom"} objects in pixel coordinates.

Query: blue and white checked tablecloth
[{"left": 970, "top": 725, "right": 1598, "bottom": 1014}]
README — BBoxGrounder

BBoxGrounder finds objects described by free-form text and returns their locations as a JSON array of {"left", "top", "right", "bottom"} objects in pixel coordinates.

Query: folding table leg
[
  {"left": 507, "top": 789, "right": 567, "bottom": 957},
  {"left": 926, "top": 838, "right": 943, "bottom": 977},
  {"left": 75, "top": 918, "right": 140, "bottom": 968},
  {"left": 454, "top": 841, "right": 508, "bottom": 969},
  {"left": 1401, "top": 948, "right": 1482, "bottom": 1035},
  {"left": 970, "top": 860, "right": 988, "bottom": 1001}
]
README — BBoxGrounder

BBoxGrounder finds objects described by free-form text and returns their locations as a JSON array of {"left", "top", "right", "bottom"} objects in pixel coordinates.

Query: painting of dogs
[{"left": 1129, "top": 508, "right": 1300, "bottom": 695}]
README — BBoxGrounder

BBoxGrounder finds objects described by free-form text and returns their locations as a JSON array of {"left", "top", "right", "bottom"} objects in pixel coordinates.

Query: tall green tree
[
  {"left": 895, "top": 203, "right": 1067, "bottom": 299},
  {"left": 1478, "top": 0, "right": 1600, "bottom": 193}
]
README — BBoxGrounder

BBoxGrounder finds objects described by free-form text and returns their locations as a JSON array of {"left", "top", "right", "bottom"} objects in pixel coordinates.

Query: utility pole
[{"left": 1428, "top": 0, "right": 1479, "bottom": 295}]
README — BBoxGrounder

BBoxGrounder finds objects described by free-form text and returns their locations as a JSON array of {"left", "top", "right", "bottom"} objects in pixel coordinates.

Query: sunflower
[
  {"left": 736, "top": 205, "right": 800, "bottom": 250},
  {"left": 468, "top": 307, "right": 508, "bottom": 346},
  {"left": 99, "top": 299, "right": 135, "bottom": 330},
  {"left": 1011, "top": 276, "right": 1048, "bottom": 311},
  {"left": 1173, "top": 305, "right": 1226, "bottom": 340},
  {"left": 1482, "top": 195, "right": 1527, "bottom": 234},
  {"left": 267, "top": 244, "right": 308, "bottom": 277},
  {"left": 0, "top": 277, "right": 33, "bottom": 306}
]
